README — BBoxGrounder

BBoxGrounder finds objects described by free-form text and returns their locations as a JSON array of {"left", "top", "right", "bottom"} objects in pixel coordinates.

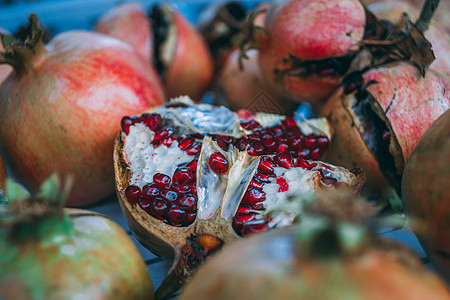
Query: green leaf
[
  {"left": 35, "top": 173, "right": 60, "bottom": 204},
  {"left": 5, "top": 178, "right": 31, "bottom": 203}
]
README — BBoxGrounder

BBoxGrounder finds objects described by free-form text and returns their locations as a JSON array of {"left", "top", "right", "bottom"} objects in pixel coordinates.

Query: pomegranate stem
[{"left": 415, "top": 0, "right": 440, "bottom": 33}]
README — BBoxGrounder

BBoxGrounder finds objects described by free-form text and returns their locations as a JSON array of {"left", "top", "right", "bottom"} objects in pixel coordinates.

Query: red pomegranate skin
[
  {"left": 95, "top": 3, "right": 153, "bottom": 62},
  {"left": 259, "top": 0, "right": 365, "bottom": 105},
  {"left": 402, "top": 110, "right": 450, "bottom": 283},
  {"left": 0, "top": 31, "right": 165, "bottom": 206},
  {"left": 0, "top": 30, "right": 13, "bottom": 84},
  {"left": 164, "top": 10, "right": 214, "bottom": 100}
]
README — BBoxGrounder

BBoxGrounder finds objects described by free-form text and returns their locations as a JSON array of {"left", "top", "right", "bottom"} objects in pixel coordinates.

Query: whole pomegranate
[
  {"left": 320, "top": 62, "right": 449, "bottom": 202},
  {"left": 367, "top": 1, "right": 450, "bottom": 80},
  {"left": 402, "top": 110, "right": 450, "bottom": 282},
  {"left": 0, "top": 175, "right": 153, "bottom": 300},
  {"left": 95, "top": 3, "right": 153, "bottom": 62},
  {"left": 0, "top": 28, "right": 12, "bottom": 84},
  {"left": 114, "top": 96, "right": 364, "bottom": 298},
  {"left": 96, "top": 4, "right": 214, "bottom": 100},
  {"left": 256, "top": 0, "right": 366, "bottom": 107},
  {"left": 0, "top": 14, "right": 165, "bottom": 206},
  {"left": 180, "top": 220, "right": 450, "bottom": 300}
]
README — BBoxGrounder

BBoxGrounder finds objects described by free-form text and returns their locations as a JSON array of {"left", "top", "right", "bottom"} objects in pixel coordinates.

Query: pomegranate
[
  {"left": 0, "top": 175, "right": 153, "bottom": 300},
  {"left": 0, "top": 28, "right": 12, "bottom": 84},
  {"left": 402, "top": 110, "right": 450, "bottom": 282},
  {"left": 255, "top": 0, "right": 366, "bottom": 107},
  {"left": 320, "top": 62, "right": 449, "bottom": 203},
  {"left": 95, "top": 3, "right": 153, "bottom": 62},
  {"left": 216, "top": 48, "right": 297, "bottom": 113},
  {"left": 0, "top": 14, "right": 165, "bottom": 207},
  {"left": 0, "top": 154, "right": 6, "bottom": 191},
  {"left": 367, "top": 1, "right": 450, "bottom": 80},
  {"left": 114, "top": 96, "right": 364, "bottom": 298},
  {"left": 180, "top": 204, "right": 450, "bottom": 300},
  {"left": 96, "top": 4, "right": 214, "bottom": 100}
]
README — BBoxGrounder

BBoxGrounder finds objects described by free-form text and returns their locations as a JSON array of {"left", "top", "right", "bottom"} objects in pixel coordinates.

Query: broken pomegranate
[
  {"left": 0, "top": 175, "right": 153, "bottom": 300},
  {"left": 320, "top": 62, "right": 449, "bottom": 203},
  {"left": 0, "top": 14, "right": 165, "bottom": 206},
  {"left": 402, "top": 110, "right": 450, "bottom": 283},
  {"left": 114, "top": 96, "right": 363, "bottom": 298},
  {"left": 180, "top": 192, "right": 450, "bottom": 300}
]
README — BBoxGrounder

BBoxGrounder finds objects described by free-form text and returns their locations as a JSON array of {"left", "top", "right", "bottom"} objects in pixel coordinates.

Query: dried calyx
[{"left": 114, "top": 96, "right": 365, "bottom": 299}]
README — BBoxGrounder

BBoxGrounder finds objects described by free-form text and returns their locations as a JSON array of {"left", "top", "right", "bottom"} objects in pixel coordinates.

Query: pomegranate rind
[
  {"left": 180, "top": 228, "right": 450, "bottom": 300},
  {"left": 364, "top": 63, "right": 450, "bottom": 170},
  {"left": 162, "top": 7, "right": 214, "bottom": 100},
  {"left": 95, "top": 3, "right": 153, "bottom": 62},
  {"left": 401, "top": 110, "right": 450, "bottom": 282}
]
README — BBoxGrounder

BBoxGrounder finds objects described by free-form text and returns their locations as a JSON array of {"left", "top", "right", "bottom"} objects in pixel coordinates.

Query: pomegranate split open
[{"left": 113, "top": 96, "right": 363, "bottom": 299}]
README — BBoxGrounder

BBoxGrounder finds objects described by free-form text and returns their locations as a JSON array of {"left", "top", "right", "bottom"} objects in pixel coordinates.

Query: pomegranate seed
[
  {"left": 297, "top": 149, "right": 310, "bottom": 159},
  {"left": 161, "top": 135, "right": 178, "bottom": 147},
  {"left": 274, "top": 152, "right": 294, "bottom": 168},
  {"left": 288, "top": 136, "right": 302, "bottom": 148},
  {"left": 167, "top": 205, "right": 186, "bottom": 226},
  {"left": 185, "top": 142, "right": 202, "bottom": 155},
  {"left": 310, "top": 148, "right": 321, "bottom": 160},
  {"left": 258, "top": 157, "right": 275, "bottom": 174},
  {"left": 249, "top": 179, "right": 264, "bottom": 190},
  {"left": 172, "top": 182, "right": 190, "bottom": 194},
  {"left": 296, "top": 159, "right": 310, "bottom": 169},
  {"left": 131, "top": 116, "right": 140, "bottom": 125},
  {"left": 247, "top": 142, "right": 264, "bottom": 156},
  {"left": 234, "top": 213, "right": 256, "bottom": 224},
  {"left": 124, "top": 185, "right": 142, "bottom": 204},
  {"left": 184, "top": 212, "right": 196, "bottom": 225},
  {"left": 179, "top": 194, "right": 197, "bottom": 211},
  {"left": 263, "top": 138, "right": 276, "bottom": 149},
  {"left": 241, "top": 219, "right": 268, "bottom": 236},
  {"left": 216, "top": 140, "right": 229, "bottom": 151},
  {"left": 152, "top": 198, "right": 169, "bottom": 217},
  {"left": 303, "top": 136, "right": 317, "bottom": 148},
  {"left": 282, "top": 116, "right": 297, "bottom": 129},
  {"left": 262, "top": 132, "right": 273, "bottom": 139},
  {"left": 382, "top": 131, "right": 391, "bottom": 141},
  {"left": 254, "top": 172, "right": 271, "bottom": 183},
  {"left": 237, "top": 206, "right": 251, "bottom": 214},
  {"left": 153, "top": 126, "right": 173, "bottom": 142},
  {"left": 345, "top": 82, "right": 358, "bottom": 93},
  {"left": 317, "top": 137, "right": 329, "bottom": 147},
  {"left": 173, "top": 167, "right": 193, "bottom": 183},
  {"left": 276, "top": 177, "right": 289, "bottom": 192},
  {"left": 217, "top": 135, "right": 234, "bottom": 144},
  {"left": 161, "top": 189, "right": 178, "bottom": 203},
  {"left": 185, "top": 158, "right": 198, "bottom": 172},
  {"left": 250, "top": 202, "right": 264, "bottom": 210},
  {"left": 308, "top": 162, "right": 318, "bottom": 170},
  {"left": 235, "top": 139, "right": 248, "bottom": 151},
  {"left": 277, "top": 143, "right": 289, "bottom": 153},
  {"left": 138, "top": 199, "right": 152, "bottom": 214},
  {"left": 121, "top": 116, "right": 133, "bottom": 135},
  {"left": 240, "top": 119, "right": 262, "bottom": 130},
  {"left": 242, "top": 188, "right": 266, "bottom": 204},
  {"left": 141, "top": 113, "right": 162, "bottom": 131},
  {"left": 276, "top": 136, "right": 287, "bottom": 144},
  {"left": 142, "top": 183, "right": 160, "bottom": 198},
  {"left": 179, "top": 137, "right": 194, "bottom": 150},
  {"left": 208, "top": 152, "right": 229, "bottom": 174},
  {"left": 153, "top": 173, "right": 171, "bottom": 189},
  {"left": 189, "top": 182, "right": 197, "bottom": 194},
  {"left": 271, "top": 125, "right": 283, "bottom": 137}
]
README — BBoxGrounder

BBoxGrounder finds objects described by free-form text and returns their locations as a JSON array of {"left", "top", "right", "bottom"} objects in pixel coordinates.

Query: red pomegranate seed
[
  {"left": 141, "top": 113, "right": 162, "bottom": 131},
  {"left": 263, "top": 138, "right": 276, "bottom": 149},
  {"left": 235, "top": 139, "right": 249, "bottom": 151},
  {"left": 241, "top": 219, "right": 268, "bottom": 236},
  {"left": 249, "top": 179, "right": 264, "bottom": 190},
  {"left": 308, "top": 163, "right": 318, "bottom": 170},
  {"left": 258, "top": 157, "right": 275, "bottom": 174},
  {"left": 189, "top": 182, "right": 197, "bottom": 194},
  {"left": 153, "top": 173, "right": 171, "bottom": 189},
  {"left": 217, "top": 135, "right": 234, "bottom": 144},
  {"left": 234, "top": 213, "right": 256, "bottom": 224},
  {"left": 282, "top": 116, "right": 297, "bottom": 129},
  {"left": 167, "top": 205, "right": 186, "bottom": 226},
  {"left": 296, "top": 159, "right": 310, "bottom": 169},
  {"left": 277, "top": 143, "right": 289, "bottom": 153},
  {"left": 124, "top": 185, "right": 142, "bottom": 204},
  {"left": 247, "top": 142, "right": 265, "bottom": 156},
  {"left": 236, "top": 206, "right": 251, "bottom": 214},
  {"left": 310, "top": 148, "right": 321, "bottom": 160},
  {"left": 131, "top": 116, "right": 140, "bottom": 125},
  {"left": 242, "top": 188, "right": 266, "bottom": 204},
  {"left": 288, "top": 136, "right": 302, "bottom": 148},
  {"left": 179, "top": 136, "right": 195, "bottom": 150},
  {"left": 142, "top": 183, "right": 160, "bottom": 198},
  {"left": 271, "top": 125, "right": 283, "bottom": 137},
  {"left": 240, "top": 119, "right": 262, "bottom": 130},
  {"left": 153, "top": 126, "right": 173, "bottom": 142},
  {"left": 161, "top": 189, "right": 178, "bottom": 203},
  {"left": 250, "top": 202, "right": 264, "bottom": 210},
  {"left": 276, "top": 177, "right": 289, "bottom": 192},
  {"left": 171, "top": 182, "right": 191, "bottom": 194},
  {"left": 208, "top": 152, "right": 229, "bottom": 174},
  {"left": 185, "top": 142, "right": 202, "bottom": 155},
  {"left": 382, "top": 131, "right": 391, "bottom": 141},
  {"left": 216, "top": 140, "right": 229, "bottom": 151},
  {"left": 274, "top": 152, "right": 294, "bottom": 168},
  {"left": 179, "top": 194, "right": 197, "bottom": 211},
  {"left": 185, "top": 158, "right": 198, "bottom": 172},
  {"left": 254, "top": 172, "right": 271, "bottom": 183},
  {"left": 297, "top": 149, "right": 310, "bottom": 159},
  {"left": 184, "top": 212, "right": 196, "bottom": 224},
  {"left": 317, "top": 136, "right": 329, "bottom": 147},
  {"left": 173, "top": 167, "right": 193, "bottom": 183},
  {"left": 121, "top": 116, "right": 133, "bottom": 135},
  {"left": 138, "top": 199, "right": 152, "bottom": 214},
  {"left": 303, "top": 136, "right": 317, "bottom": 148},
  {"left": 152, "top": 198, "right": 169, "bottom": 217},
  {"left": 161, "top": 135, "right": 178, "bottom": 147},
  {"left": 346, "top": 82, "right": 358, "bottom": 93}
]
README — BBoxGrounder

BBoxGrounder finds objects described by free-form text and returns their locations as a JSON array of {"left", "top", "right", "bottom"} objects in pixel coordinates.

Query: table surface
[{"left": 89, "top": 193, "right": 434, "bottom": 300}]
